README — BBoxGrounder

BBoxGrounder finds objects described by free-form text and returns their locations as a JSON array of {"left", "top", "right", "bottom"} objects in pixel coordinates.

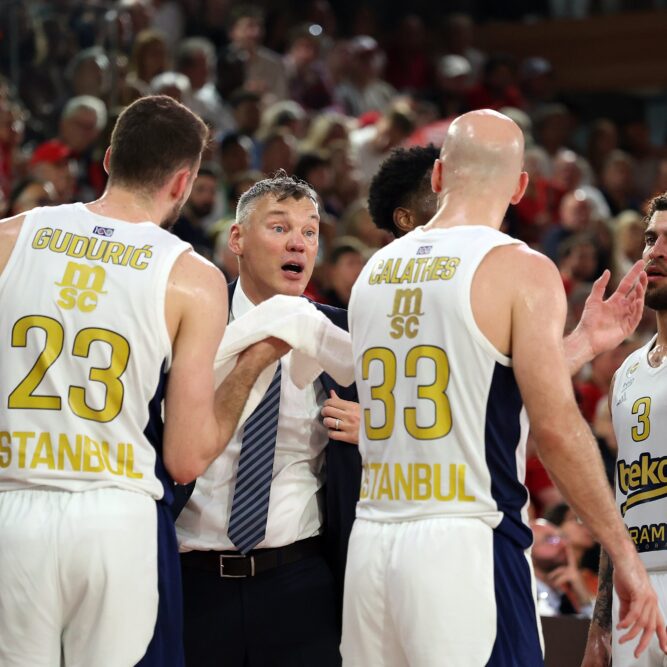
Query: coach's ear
[
  {"left": 430, "top": 158, "right": 443, "bottom": 194},
  {"left": 228, "top": 223, "right": 243, "bottom": 257}
]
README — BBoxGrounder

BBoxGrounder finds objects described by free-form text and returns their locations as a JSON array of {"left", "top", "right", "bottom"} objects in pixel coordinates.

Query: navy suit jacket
[{"left": 172, "top": 281, "right": 361, "bottom": 607}]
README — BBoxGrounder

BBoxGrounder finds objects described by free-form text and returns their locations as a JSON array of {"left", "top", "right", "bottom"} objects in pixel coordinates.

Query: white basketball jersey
[
  {"left": 0, "top": 203, "right": 190, "bottom": 500},
  {"left": 349, "top": 225, "right": 532, "bottom": 548},
  {"left": 611, "top": 336, "right": 667, "bottom": 571}
]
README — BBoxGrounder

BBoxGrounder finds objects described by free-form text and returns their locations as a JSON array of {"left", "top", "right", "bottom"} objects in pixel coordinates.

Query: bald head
[{"left": 434, "top": 109, "right": 526, "bottom": 202}]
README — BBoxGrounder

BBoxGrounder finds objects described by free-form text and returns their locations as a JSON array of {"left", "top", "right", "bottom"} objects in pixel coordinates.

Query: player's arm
[
  {"left": 581, "top": 548, "right": 614, "bottom": 667},
  {"left": 510, "top": 249, "right": 665, "bottom": 658},
  {"left": 162, "top": 252, "right": 288, "bottom": 484},
  {"left": 563, "top": 261, "right": 647, "bottom": 375}
]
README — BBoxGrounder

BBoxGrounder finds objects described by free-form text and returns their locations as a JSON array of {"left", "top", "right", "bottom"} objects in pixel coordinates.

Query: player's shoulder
[
  {"left": 170, "top": 248, "right": 227, "bottom": 301},
  {"left": 484, "top": 243, "right": 561, "bottom": 287}
]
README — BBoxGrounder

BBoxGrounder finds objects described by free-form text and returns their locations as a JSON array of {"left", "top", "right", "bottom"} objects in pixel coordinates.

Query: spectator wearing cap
[
  {"left": 58, "top": 96, "right": 108, "bottom": 201},
  {"left": 285, "top": 24, "right": 336, "bottom": 111},
  {"left": 431, "top": 54, "right": 472, "bottom": 118},
  {"left": 29, "top": 140, "right": 76, "bottom": 205},
  {"left": 226, "top": 5, "right": 288, "bottom": 103},
  {"left": 335, "top": 36, "right": 396, "bottom": 118}
]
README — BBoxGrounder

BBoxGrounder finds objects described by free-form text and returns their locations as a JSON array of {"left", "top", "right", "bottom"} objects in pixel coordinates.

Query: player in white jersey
[
  {"left": 0, "top": 96, "right": 288, "bottom": 667},
  {"left": 584, "top": 193, "right": 667, "bottom": 667},
  {"left": 343, "top": 109, "right": 667, "bottom": 667}
]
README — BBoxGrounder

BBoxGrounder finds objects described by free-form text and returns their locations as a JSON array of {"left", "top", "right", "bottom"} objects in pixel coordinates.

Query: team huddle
[{"left": 1, "top": 95, "right": 667, "bottom": 667}]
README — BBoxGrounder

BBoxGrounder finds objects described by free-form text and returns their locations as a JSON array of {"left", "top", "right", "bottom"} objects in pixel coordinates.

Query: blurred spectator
[
  {"left": 0, "top": 100, "right": 26, "bottom": 199},
  {"left": 430, "top": 55, "right": 472, "bottom": 118},
  {"left": 599, "top": 150, "right": 642, "bottom": 216},
  {"left": 320, "top": 237, "right": 368, "bottom": 308},
  {"left": 301, "top": 112, "right": 350, "bottom": 154},
  {"left": 58, "top": 96, "right": 107, "bottom": 201},
  {"left": 466, "top": 54, "right": 524, "bottom": 112},
  {"left": 342, "top": 198, "right": 391, "bottom": 248},
  {"left": 335, "top": 36, "right": 397, "bottom": 117},
  {"left": 440, "top": 13, "right": 485, "bottom": 81},
  {"left": 220, "top": 132, "right": 253, "bottom": 185},
  {"left": 226, "top": 5, "right": 288, "bottom": 103},
  {"left": 557, "top": 233, "right": 600, "bottom": 295},
  {"left": 543, "top": 504, "right": 598, "bottom": 597},
  {"left": 151, "top": 0, "right": 186, "bottom": 55},
  {"left": 511, "top": 145, "right": 553, "bottom": 242},
  {"left": 259, "top": 130, "right": 298, "bottom": 176},
  {"left": 284, "top": 24, "right": 336, "bottom": 111},
  {"left": 258, "top": 101, "right": 307, "bottom": 142},
  {"left": 350, "top": 103, "right": 416, "bottom": 189},
  {"left": 29, "top": 139, "right": 76, "bottom": 205},
  {"left": 519, "top": 57, "right": 557, "bottom": 116},
  {"left": 65, "top": 47, "right": 112, "bottom": 104},
  {"left": 533, "top": 104, "right": 573, "bottom": 169},
  {"left": 170, "top": 165, "right": 218, "bottom": 260},
  {"left": 124, "top": 29, "right": 169, "bottom": 101},
  {"left": 384, "top": 15, "right": 433, "bottom": 93},
  {"left": 149, "top": 71, "right": 191, "bottom": 102},
  {"left": 621, "top": 119, "right": 663, "bottom": 200},
  {"left": 229, "top": 90, "right": 262, "bottom": 139},
  {"left": 531, "top": 519, "right": 594, "bottom": 617},
  {"left": 7, "top": 177, "right": 56, "bottom": 215},
  {"left": 177, "top": 37, "right": 235, "bottom": 134},
  {"left": 586, "top": 118, "right": 618, "bottom": 181},
  {"left": 543, "top": 189, "right": 595, "bottom": 261},
  {"left": 613, "top": 209, "right": 646, "bottom": 278}
]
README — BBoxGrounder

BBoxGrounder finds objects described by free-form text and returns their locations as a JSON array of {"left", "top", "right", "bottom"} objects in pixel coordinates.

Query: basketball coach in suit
[{"left": 174, "top": 172, "right": 360, "bottom": 666}]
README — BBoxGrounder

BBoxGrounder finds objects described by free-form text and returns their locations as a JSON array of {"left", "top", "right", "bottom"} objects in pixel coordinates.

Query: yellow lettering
[
  {"left": 414, "top": 463, "right": 431, "bottom": 500},
  {"left": 640, "top": 526, "right": 650, "bottom": 543},
  {"left": 0, "top": 431, "right": 11, "bottom": 468},
  {"left": 30, "top": 431, "right": 55, "bottom": 470},
  {"left": 13, "top": 431, "right": 35, "bottom": 468},
  {"left": 57, "top": 286, "right": 77, "bottom": 310},
  {"left": 67, "top": 235, "right": 89, "bottom": 258},
  {"left": 50, "top": 229, "right": 72, "bottom": 253},
  {"left": 629, "top": 527, "right": 639, "bottom": 544},
  {"left": 359, "top": 464, "right": 370, "bottom": 499},
  {"left": 377, "top": 464, "right": 394, "bottom": 500},
  {"left": 32, "top": 227, "right": 52, "bottom": 249},
  {"left": 395, "top": 463, "right": 412, "bottom": 500},
  {"left": 57, "top": 433, "right": 82, "bottom": 471},
  {"left": 77, "top": 291, "right": 98, "bottom": 312},
  {"left": 397, "top": 258, "right": 415, "bottom": 283},
  {"left": 434, "top": 464, "right": 456, "bottom": 501},
  {"left": 370, "top": 462, "right": 382, "bottom": 498},
  {"left": 457, "top": 465, "right": 476, "bottom": 502},
  {"left": 129, "top": 245, "right": 152, "bottom": 270},
  {"left": 82, "top": 436, "right": 105, "bottom": 472},
  {"left": 652, "top": 524, "right": 665, "bottom": 543},
  {"left": 119, "top": 443, "right": 144, "bottom": 479}
]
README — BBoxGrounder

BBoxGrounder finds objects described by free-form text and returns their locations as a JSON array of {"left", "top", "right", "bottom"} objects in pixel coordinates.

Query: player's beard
[
  {"left": 160, "top": 194, "right": 187, "bottom": 230},
  {"left": 645, "top": 283, "right": 667, "bottom": 311}
]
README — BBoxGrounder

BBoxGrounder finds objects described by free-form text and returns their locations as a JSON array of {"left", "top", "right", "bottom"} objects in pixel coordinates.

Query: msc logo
[
  {"left": 388, "top": 288, "right": 424, "bottom": 339},
  {"left": 56, "top": 261, "right": 107, "bottom": 312}
]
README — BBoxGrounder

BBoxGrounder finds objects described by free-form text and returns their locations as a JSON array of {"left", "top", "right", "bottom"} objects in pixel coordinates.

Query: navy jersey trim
[{"left": 484, "top": 363, "right": 532, "bottom": 548}]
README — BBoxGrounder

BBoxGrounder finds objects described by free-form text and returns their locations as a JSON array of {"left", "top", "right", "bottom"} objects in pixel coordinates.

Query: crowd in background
[{"left": 2, "top": 0, "right": 666, "bottom": 620}]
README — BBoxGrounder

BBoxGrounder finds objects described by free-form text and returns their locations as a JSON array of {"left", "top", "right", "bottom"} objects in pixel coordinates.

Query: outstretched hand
[
  {"left": 565, "top": 261, "right": 647, "bottom": 375},
  {"left": 577, "top": 261, "right": 647, "bottom": 357}
]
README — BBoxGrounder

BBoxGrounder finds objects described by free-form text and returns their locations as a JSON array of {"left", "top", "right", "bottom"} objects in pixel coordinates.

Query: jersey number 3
[
  {"left": 362, "top": 345, "right": 452, "bottom": 441},
  {"left": 8, "top": 315, "right": 130, "bottom": 423}
]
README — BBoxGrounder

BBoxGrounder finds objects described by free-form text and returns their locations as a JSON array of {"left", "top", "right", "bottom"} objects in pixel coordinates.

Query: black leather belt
[{"left": 180, "top": 536, "right": 322, "bottom": 578}]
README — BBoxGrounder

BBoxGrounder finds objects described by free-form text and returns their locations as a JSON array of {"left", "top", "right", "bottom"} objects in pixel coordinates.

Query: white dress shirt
[{"left": 176, "top": 282, "right": 329, "bottom": 551}]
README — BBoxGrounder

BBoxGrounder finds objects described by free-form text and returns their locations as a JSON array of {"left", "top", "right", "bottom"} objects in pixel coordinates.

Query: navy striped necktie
[{"left": 228, "top": 363, "right": 282, "bottom": 554}]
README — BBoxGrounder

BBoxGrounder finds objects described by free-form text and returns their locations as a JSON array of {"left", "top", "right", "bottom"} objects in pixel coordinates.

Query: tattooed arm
[{"left": 581, "top": 543, "right": 614, "bottom": 665}]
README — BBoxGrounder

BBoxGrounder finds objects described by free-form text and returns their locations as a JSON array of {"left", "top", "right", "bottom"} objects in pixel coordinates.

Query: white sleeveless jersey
[
  {"left": 0, "top": 203, "right": 190, "bottom": 500},
  {"left": 611, "top": 336, "right": 667, "bottom": 571},
  {"left": 348, "top": 225, "right": 532, "bottom": 548}
]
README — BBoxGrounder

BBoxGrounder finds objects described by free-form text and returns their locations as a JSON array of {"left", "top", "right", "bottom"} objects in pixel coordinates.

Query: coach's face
[{"left": 229, "top": 194, "right": 319, "bottom": 304}]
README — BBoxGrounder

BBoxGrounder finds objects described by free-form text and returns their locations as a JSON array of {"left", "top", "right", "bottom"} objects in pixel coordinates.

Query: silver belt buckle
[{"left": 219, "top": 553, "right": 255, "bottom": 578}]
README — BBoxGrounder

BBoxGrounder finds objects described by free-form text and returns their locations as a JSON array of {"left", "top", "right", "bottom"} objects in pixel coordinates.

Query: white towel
[{"left": 214, "top": 295, "right": 355, "bottom": 426}]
